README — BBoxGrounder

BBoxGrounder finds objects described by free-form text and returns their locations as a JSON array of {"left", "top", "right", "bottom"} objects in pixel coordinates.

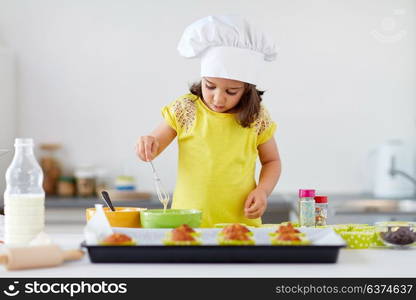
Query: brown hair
[{"left": 189, "top": 81, "right": 265, "bottom": 128}]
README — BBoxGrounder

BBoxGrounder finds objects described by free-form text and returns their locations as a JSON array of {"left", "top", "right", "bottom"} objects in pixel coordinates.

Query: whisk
[{"left": 149, "top": 161, "right": 170, "bottom": 211}]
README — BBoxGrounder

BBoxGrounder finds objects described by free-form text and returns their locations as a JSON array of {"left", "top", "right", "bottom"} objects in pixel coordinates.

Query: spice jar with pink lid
[{"left": 298, "top": 189, "right": 316, "bottom": 227}]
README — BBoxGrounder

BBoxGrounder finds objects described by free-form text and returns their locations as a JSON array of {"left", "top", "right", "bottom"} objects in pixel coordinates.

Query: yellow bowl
[{"left": 86, "top": 207, "right": 146, "bottom": 228}]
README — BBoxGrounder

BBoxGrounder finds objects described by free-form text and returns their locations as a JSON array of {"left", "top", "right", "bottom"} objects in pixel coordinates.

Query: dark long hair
[{"left": 189, "top": 81, "right": 265, "bottom": 128}]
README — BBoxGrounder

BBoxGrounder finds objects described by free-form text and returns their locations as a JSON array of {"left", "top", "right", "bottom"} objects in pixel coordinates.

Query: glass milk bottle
[
  {"left": 4, "top": 138, "right": 45, "bottom": 247},
  {"left": 298, "top": 189, "right": 316, "bottom": 227}
]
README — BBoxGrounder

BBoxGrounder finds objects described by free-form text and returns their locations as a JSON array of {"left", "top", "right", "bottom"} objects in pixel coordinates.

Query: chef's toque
[{"left": 177, "top": 15, "right": 277, "bottom": 86}]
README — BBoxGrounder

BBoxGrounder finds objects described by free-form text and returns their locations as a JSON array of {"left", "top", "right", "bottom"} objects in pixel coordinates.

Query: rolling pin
[{"left": 0, "top": 245, "right": 84, "bottom": 271}]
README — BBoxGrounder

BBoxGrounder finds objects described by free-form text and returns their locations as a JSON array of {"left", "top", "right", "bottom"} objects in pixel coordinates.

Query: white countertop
[{"left": 1, "top": 233, "right": 415, "bottom": 278}]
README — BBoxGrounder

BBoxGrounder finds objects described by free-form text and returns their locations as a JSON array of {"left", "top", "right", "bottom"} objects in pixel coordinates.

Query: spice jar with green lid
[{"left": 57, "top": 176, "right": 76, "bottom": 197}]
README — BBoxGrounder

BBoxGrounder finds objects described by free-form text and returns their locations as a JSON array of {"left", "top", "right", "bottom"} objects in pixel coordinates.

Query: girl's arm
[
  {"left": 257, "top": 137, "right": 281, "bottom": 196},
  {"left": 244, "top": 137, "right": 281, "bottom": 219},
  {"left": 136, "top": 121, "right": 177, "bottom": 161}
]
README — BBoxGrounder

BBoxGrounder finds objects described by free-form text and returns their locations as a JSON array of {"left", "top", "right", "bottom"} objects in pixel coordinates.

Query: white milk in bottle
[{"left": 4, "top": 138, "right": 45, "bottom": 247}]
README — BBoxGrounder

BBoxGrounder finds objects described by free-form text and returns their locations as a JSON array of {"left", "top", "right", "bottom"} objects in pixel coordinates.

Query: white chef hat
[{"left": 177, "top": 15, "right": 277, "bottom": 86}]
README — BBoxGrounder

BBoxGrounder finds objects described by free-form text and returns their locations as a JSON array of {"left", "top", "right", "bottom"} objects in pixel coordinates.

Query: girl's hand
[
  {"left": 244, "top": 187, "right": 268, "bottom": 219},
  {"left": 136, "top": 136, "right": 159, "bottom": 161}
]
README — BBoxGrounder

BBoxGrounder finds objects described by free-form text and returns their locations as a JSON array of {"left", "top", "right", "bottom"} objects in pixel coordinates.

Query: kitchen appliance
[{"left": 370, "top": 140, "right": 416, "bottom": 198}]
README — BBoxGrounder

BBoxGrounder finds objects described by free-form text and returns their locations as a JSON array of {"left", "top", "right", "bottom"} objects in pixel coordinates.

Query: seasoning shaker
[
  {"left": 314, "top": 196, "right": 328, "bottom": 226},
  {"left": 57, "top": 176, "right": 76, "bottom": 197},
  {"left": 74, "top": 167, "right": 96, "bottom": 197},
  {"left": 298, "top": 189, "right": 316, "bottom": 227}
]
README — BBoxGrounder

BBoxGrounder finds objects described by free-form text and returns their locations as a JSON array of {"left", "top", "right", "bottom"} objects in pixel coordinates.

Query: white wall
[
  {"left": 0, "top": 0, "right": 415, "bottom": 195},
  {"left": 0, "top": 47, "right": 16, "bottom": 195}
]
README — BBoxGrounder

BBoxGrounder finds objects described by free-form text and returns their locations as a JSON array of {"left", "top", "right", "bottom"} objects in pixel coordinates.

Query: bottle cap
[
  {"left": 298, "top": 189, "right": 315, "bottom": 198},
  {"left": 314, "top": 196, "right": 328, "bottom": 203}
]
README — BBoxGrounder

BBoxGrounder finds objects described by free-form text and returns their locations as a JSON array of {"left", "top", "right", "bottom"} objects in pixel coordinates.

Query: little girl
[{"left": 136, "top": 15, "right": 281, "bottom": 227}]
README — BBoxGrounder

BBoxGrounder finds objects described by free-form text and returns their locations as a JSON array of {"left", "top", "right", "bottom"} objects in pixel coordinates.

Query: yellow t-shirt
[{"left": 161, "top": 93, "right": 277, "bottom": 227}]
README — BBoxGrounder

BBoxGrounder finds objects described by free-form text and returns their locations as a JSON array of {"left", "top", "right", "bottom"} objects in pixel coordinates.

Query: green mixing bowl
[{"left": 140, "top": 209, "right": 202, "bottom": 228}]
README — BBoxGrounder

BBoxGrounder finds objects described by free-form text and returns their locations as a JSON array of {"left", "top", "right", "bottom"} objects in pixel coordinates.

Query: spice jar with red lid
[{"left": 314, "top": 196, "right": 328, "bottom": 226}]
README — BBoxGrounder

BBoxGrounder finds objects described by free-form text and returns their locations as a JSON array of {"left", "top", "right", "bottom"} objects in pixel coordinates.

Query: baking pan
[{"left": 81, "top": 227, "right": 345, "bottom": 263}]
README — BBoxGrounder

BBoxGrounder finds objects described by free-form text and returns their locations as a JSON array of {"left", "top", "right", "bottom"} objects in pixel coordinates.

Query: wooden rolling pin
[{"left": 0, "top": 245, "right": 84, "bottom": 271}]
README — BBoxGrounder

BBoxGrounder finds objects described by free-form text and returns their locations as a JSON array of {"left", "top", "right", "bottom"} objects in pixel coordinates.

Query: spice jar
[
  {"left": 39, "top": 143, "right": 62, "bottom": 195},
  {"left": 314, "top": 196, "right": 328, "bottom": 226},
  {"left": 115, "top": 175, "right": 136, "bottom": 191},
  {"left": 298, "top": 189, "right": 316, "bottom": 227},
  {"left": 57, "top": 176, "right": 76, "bottom": 197},
  {"left": 75, "top": 168, "right": 95, "bottom": 197}
]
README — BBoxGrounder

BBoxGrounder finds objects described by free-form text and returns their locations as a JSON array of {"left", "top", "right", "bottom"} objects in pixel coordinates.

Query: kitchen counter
[
  {"left": 41, "top": 194, "right": 291, "bottom": 224},
  {"left": 2, "top": 192, "right": 415, "bottom": 211},
  {"left": 0, "top": 233, "right": 415, "bottom": 278},
  {"left": 2, "top": 193, "right": 415, "bottom": 227},
  {"left": 40, "top": 194, "right": 291, "bottom": 209},
  {"left": 41, "top": 193, "right": 416, "bottom": 213},
  {"left": 23, "top": 193, "right": 416, "bottom": 226}
]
